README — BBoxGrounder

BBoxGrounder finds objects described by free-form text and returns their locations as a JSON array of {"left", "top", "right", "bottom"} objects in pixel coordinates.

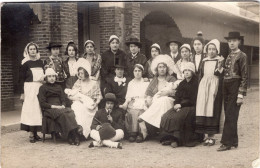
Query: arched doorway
[
  {"left": 140, "top": 11, "right": 182, "bottom": 59},
  {"left": 1, "top": 3, "right": 37, "bottom": 111}
]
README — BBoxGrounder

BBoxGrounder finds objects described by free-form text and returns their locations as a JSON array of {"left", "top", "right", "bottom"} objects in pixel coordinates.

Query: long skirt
[
  {"left": 125, "top": 108, "right": 145, "bottom": 134},
  {"left": 160, "top": 106, "right": 199, "bottom": 145},
  {"left": 71, "top": 100, "right": 97, "bottom": 138},
  {"left": 196, "top": 76, "right": 222, "bottom": 134},
  {"left": 21, "top": 82, "right": 42, "bottom": 132},
  {"left": 139, "top": 96, "right": 174, "bottom": 128},
  {"left": 43, "top": 108, "right": 78, "bottom": 139}
]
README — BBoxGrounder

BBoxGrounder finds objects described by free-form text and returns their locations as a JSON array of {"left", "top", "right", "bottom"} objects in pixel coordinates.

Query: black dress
[
  {"left": 37, "top": 83, "right": 78, "bottom": 139},
  {"left": 160, "top": 76, "right": 200, "bottom": 145}
]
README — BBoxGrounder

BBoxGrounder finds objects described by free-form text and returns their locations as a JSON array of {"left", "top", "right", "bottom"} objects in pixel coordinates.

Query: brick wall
[
  {"left": 29, "top": 2, "right": 78, "bottom": 59},
  {"left": 1, "top": 31, "right": 15, "bottom": 111}
]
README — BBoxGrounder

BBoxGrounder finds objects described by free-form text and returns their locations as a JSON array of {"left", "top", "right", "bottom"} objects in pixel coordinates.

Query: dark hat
[
  {"left": 46, "top": 42, "right": 62, "bottom": 49},
  {"left": 125, "top": 37, "right": 142, "bottom": 48},
  {"left": 99, "top": 123, "right": 116, "bottom": 140},
  {"left": 114, "top": 57, "right": 125, "bottom": 69},
  {"left": 104, "top": 93, "right": 117, "bottom": 103},
  {"left": 166, "top": 39, "right": 182, "bottom": 47},
  {"left": 224, "top": 32, "right": 244, "bottom": 40}
]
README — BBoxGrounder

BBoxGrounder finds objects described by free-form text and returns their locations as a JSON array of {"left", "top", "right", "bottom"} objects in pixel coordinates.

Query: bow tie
[{"left": 114, "top": 76, "right": 126, "bottom": 86}]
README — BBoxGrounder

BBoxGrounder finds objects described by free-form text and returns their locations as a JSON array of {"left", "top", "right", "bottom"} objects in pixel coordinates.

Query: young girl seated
[{"left": 37, "top": 68, "right": 81, "bottom": 146}]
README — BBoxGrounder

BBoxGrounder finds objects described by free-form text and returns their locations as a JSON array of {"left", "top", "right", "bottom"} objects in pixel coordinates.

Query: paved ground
[{"left": 1, "top": 88, "right": 259, "bottom": 168}]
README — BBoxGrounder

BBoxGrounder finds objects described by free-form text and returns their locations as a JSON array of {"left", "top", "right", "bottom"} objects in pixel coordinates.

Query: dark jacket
[
  {"left": 125, "top": 52, "right": 148, "bottom": 79},
  {"left": 91, "top": 108, "right": 124, "bottom": 130},
  {"left": 168, "top": 52, "right": 181, "bottom": 64},
  {"left": 100, "top": 49, "right": 127, "bottom": 79},
  {"left": 223, "top": 50, "right": 248, "bottom": 96},
  {"left": 191, "top": 53, "right": 206, "bottom": 76},
  {"left": 105, "top": 76, "right": 131, "bottom": 105},
  {"left": 174, "top": 76, "right": 198, "bottom": 107}
]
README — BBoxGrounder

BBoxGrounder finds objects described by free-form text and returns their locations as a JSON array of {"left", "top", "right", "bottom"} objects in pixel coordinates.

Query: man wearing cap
[
  {"left": 218, "top": 32, "right": 248, "bottom": 151},
  {"left": 45, "top": 42, "right": 66, "bottom": 89},
  {"left": 125, "top": 37, "right": 148, "bottom": 79},
  {"left": 89, "top": 93, "right": 124, "bottom": 149},
  {"left": 100, "top": 35, "right": 127, "bottom": 96},
  {"left": 166, "top": 39, "right": 182, "bottom": 64}
]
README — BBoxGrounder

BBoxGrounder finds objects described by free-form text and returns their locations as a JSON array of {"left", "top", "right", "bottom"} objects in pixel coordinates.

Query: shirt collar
[
  {"left": 171, "top": 52, "right": 178, "bottom": 58},
  {"left": 231, "top": 49, "right": 241, "bottom": 54}
]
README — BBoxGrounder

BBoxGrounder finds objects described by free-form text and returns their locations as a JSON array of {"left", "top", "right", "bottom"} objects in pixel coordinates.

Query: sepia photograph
[{"left": 1, "top": 1, "right": 260, "bottom": 168}]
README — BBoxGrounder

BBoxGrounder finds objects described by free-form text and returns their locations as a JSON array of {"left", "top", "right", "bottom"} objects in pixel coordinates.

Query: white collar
[
  {"left": 114, "top": 76, "right": 126, "bottom": 86},
  {"left": 171, "top": 52, "right": 178, "bottom": 58}
]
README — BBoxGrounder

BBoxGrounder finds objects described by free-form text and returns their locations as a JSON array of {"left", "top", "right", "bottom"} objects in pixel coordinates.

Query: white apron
[{"left": 21, "top": 82, "right": 42, "bottom": 126}]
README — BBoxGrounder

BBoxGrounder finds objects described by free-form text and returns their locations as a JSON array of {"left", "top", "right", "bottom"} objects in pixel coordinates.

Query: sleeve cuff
[{"left": 237, "top": 94, "right": 244, "bottom": 99}]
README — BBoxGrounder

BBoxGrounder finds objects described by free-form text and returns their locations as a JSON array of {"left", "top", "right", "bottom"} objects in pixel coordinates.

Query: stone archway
[{"left": 140, "top": 11, "right": 182, "bottom": 59}]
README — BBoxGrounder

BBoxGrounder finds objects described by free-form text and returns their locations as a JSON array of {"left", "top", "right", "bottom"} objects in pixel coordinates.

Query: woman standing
[
  {"left": 19, "top": 42, "right": 45, "bottom": 143},
  {"left": 144, "top": 43, "right": 161, "bottom": 81},
  {"left": 68, "top": 58, "right": 102, "bottom": 139},
  {"left": 63, "top": 41, "right": 79, "bottom": 89},
  {"left": 175, "top": 44, "right": 192, "bottom": 82},
  {"left": 45, "top": 42, "right": 66, "bottom": 89},
  {"left": 120, "top": 64, "right": 149, "bottom": 143},
  {"left": 139, "top": 55, "right": 177, "bottom": 137},
  {"left": 82, "top": 40, "right": 102, "bottom": 81},
  {"left": 196, "top": 39, "right": 224, "bottom": 146},
  {"left": 191, "top": 32, "right": 206, "bottom": 76}
]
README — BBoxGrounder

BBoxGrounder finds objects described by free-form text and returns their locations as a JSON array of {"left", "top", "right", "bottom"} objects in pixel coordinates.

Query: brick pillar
[
  {"left": 125, "top": 2, "right": 140, "bottom": 38},
  {"left": 29, "top": 2, "right": 78, "bottom": 59},
  {"left": 1, "top": 30, "right": 14, "bottom": 111},
  {"left": 29, "top": 3, "right": 52, "bottom": 58},
  {"left": 124, "top": 2, "right": 141, "bottom": 52},
  {"left": 60, "top": 3, "right": 79, "bottom": 56},
  {"left": 99, "top": 2, "right": 125, "bottom": 54}
]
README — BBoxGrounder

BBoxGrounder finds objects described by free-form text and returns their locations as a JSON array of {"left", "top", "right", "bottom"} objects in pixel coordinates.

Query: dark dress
[
  {"left": 63, "top": 57, "right": 78, "bottom": 89},
  {"left": 191, "top": 53, "right": 206, "bottom": 77},
  {"left": 195, "top": 59, "right": 223, "bottom": 134},
  {"left": 125, "top": 52, "right": 148, "bottom": 79},
  {"left": 37, "top": 83, "right": 78, "bottom": 139},
  {"left": 160, "top": 76, "right": 200, "bottom": 146}
]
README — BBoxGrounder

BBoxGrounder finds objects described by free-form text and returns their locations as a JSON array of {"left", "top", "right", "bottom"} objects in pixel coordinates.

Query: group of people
[{"left": 19, "top": 30, "right": 248, "bottom": 152}]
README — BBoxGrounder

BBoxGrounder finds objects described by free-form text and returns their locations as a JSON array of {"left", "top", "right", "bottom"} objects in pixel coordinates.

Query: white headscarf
[
  {"left": 21, "top": 42, "right": 40, "bottom": 65},
  {"left": 150, "top": 54, "right": 177, "bottom": 76},
  {"left": 203, "top": 39, "right": 220, "bottom": 54}
]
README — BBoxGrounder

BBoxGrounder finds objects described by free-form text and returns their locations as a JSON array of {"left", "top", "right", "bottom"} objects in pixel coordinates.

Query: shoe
[
  {"left": 55, "top": 133, "right": 61, "bottom": 139},
  {"left": 29, "top": 136, "right": 36, "bottom": 143},
  {"left": 203, "top": 139, "right": 209, "bottom": 146},
  {"left": 232, "top": 144, "right": 238, "bottom": 148},
  {"left": 171, "top": 141, "right": 178, "bottom": 148},
  {"left": 68, "top": 134, "right": 74, "bottom": 145},
  {"left": 136, "top": 135, "right": 144, "bottom": 143},
  {"left": 34, "top": 134, "right": 42, "bottom": 141},
  {"left": 117, "top": 142, "right": 123, "bottom": 149},
  {"left": 74, "top": 135, "right": 80, "bottom": 146},
  {"left": 161, "top": 140, "right": 172, "bottom": 146},
  {"left": 217, "top": 144, "right": 231, "bottom": 151},
  {"left": 128, "top": 136, "right": 136, "bottom": 143},
  {"left": 88, "top": 142, "right": 94, "bottom": 148},
  {"left": 208, "top": 139, "right": 215, "bottom": 146}
]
